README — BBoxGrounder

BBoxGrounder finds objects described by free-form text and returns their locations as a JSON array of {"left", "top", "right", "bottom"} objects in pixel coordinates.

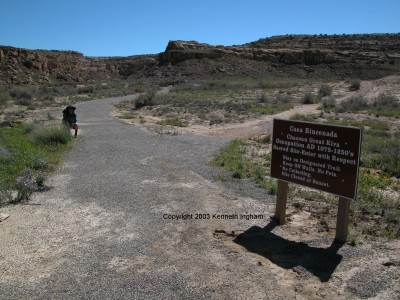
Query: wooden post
[
  {"left": 335, "top": 197, "right": 351, "bottom": 243},
  {"left": 274, "top": 180, "right": 289, "bottom": 225}
]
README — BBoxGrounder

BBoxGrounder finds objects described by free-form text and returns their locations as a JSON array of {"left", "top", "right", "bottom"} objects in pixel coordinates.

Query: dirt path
[
  {"left": 0, "top": 95, "right": 287, "bottom": 299},
  {"left": 181, "top": 104, "right": 320, "bottom": 138},
  {"left": 1, "top": 95, "right": 399, "bottom": 299}
]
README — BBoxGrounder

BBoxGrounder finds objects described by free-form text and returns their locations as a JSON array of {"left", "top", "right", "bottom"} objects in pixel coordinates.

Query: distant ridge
[{"left": 1, "top": 33, "right": 399, "bottom": 84}]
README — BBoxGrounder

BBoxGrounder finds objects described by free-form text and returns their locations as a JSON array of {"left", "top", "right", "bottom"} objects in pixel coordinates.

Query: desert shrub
[
  {"left": 9, "top": 87, "right": 33, "bottom": 99},
  {"left": 114, "top": 99, "right": 132, "bottom": 110},
  {"left": 349, "top": 80, "right": 361, "bottom": 91},
  {"left": 119, "top": 111, "right": 137, "bottom": 119},
  {"left": 318, "top": 84, "right": 333, "bottom": 97},
  {"left": 134, "top": 92, "right": 156, "bottom": 109},
  {"left": 15, "top": 168, "right": 38, "bottom": 201},
  {"left": 302, "top": 93, "right": 319, "bottom": 104},
  {"left": 258, "top": 93, "right": 268, "bottom": 103},
  {"left": 33, "top": 159, "right": 50, "bottom": 170},
  {"left": 157, "top": 117, "right": 188, "bottom": 127},
  {"left": 14, "top": 168, "right": 48, "bottom": 201},
  {"left": 0, "top": 146, "right": 12, "bottom": 161},
  {"left": 373, "top": 94, "right": 398, "bottom": 108},
  {"left": 22, "top": 122, "right": 40, "bottom": 134},
  {"left": 371, "top": 93, "right": 400, "bottom": 116},
  {"left": 336, "top": 95, "right": 368, "bottom": 112},
  {"left": 290, "top": 113, "right": 318, "bottom": 122},
  {"left": 77, "top": 86, "right": 94, "bottom": 94},
  {"left": 0, "top": 92, "right": 11, "bottom": 107},
  {"left": 382, "top": 139, "right": 400, "bottom": 176},
  {"left": 276, "top": 94, "right": 293, "bottom": 103},
  {"left": 15, "top": 98, "right": 33, "bottom": 106},
  {"left": 322, "top": 97, "right": 336, "bottom": 110},
  {"left": 0, "top": 182, "right": 12, "bottom": 205},
  {"left": 253, "top": 134, "right": 271, "bottom": 144},
  {"left": 32, "top": 125, "right": 72, "bottom": 145}
]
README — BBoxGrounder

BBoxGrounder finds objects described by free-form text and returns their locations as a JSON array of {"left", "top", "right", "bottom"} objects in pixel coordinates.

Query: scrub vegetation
[
  {"left": 0, "top": 123, "right": 73, "bottom": 205},
  {"left": 211, "top": 80, "right": 400, "bottom": 239}
]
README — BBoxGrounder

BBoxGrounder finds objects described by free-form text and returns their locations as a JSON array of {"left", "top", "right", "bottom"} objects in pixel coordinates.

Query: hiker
[{"left": 62, "top": 105, "right": 78, "bottom": 137}]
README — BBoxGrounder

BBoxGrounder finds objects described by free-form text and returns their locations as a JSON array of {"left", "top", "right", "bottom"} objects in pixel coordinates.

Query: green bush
[
  {"left": 32, "top": 126, "right": 72, "bottom": 145},
  {"left": 212, "top": 139, "right": 273, "bottom": 192}
]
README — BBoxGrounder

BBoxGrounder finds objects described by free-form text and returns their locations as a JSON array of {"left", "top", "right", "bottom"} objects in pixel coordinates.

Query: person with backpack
[{"left": 62, "top": 105, "right": 78, "bottom": 137}]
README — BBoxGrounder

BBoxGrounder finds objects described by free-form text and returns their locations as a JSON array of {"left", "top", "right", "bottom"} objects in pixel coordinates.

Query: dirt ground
[
  {"left": 1, "top": 75, "right": 400, "bottom": 299},
  {"left": 111, "top": 75, "right": 400, "bottom": 298}
]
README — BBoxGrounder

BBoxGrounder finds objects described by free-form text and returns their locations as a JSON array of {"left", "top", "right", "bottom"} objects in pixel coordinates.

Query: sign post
[
  {"left": 270, "top": 119, "right": 362, "bottom": 243},
  {"left": 336, "top": 197, "right": 351, "bottom": 242},
  {"left": 274, "top": 180, "right": 289, "bottom": 225}
]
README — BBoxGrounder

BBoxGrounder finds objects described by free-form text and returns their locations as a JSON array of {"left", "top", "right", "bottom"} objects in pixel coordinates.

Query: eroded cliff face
[
  {"left": 1, "top": 34, "right": 399, "bottom": 84},
  {"left": 0, "top": 46, "right": 157, "bottom": 84},
  {"left": 159, "top": 34, "right": 400, "bottom": 67}
]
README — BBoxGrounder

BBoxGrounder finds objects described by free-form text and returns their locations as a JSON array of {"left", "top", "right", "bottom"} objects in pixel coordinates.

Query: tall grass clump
[{"left": 32, "top": 125, "right": 72, "bottom": 145}]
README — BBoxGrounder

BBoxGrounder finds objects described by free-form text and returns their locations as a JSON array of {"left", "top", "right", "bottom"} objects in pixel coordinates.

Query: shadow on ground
[{"left": 233, "top": 221, "right": 343, "bottom": 282}]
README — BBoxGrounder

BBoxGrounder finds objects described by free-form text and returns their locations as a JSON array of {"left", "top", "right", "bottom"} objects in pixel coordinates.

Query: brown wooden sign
[{"left": 271, "top": 119, "right": 362, "bottom": 200}]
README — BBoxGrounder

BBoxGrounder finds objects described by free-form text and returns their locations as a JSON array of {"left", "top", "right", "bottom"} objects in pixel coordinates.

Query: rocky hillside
[
  {"left": 0, "top": 47, "right": 157, "bottom": 84},
  {"left": 1, "top": 34, "right": 399, "bottom": 84}
]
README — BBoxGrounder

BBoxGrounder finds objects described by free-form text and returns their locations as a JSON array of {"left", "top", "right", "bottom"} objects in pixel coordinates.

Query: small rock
[
  {"left": 383, "top": 260, "right": 400, "bottom": 267},
  {"left": 0, "top": 213, "right": 10, "bottom": 222}
]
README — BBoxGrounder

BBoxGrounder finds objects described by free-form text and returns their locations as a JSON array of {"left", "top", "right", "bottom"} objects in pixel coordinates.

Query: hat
[{"left": 66, "top": 105, "right": 76, "bottom": 110}]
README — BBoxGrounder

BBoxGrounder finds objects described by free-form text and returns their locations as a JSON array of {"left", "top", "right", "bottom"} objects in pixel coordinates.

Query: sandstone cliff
[
  {"left": 0, "top": 46, "right": 157, "bottom": 84},
  {"left": 1, "top": 34, "right": 399, "bottom": 84},
  {"left": 159, "top": 34, "right": 400, "bottom": 77}
]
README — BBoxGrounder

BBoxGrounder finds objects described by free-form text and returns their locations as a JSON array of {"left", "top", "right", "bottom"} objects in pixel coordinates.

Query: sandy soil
[{"left": 1, "top": 76, "right": 400, "bottom": 299}]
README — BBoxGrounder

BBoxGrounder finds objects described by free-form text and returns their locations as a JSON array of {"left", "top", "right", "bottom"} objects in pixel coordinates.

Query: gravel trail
[{"left": 0, "top": 96, "right": 288, "bottom": 299}]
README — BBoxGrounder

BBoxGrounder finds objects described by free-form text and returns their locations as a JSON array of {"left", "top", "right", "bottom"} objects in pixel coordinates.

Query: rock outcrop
[
  {"left": 1, "top": 34, "right": 399, "bottom": 84},
  {"left": 159, "top": 34, "right": 400, "bottom": 68},
  {"left": 0, "top": 46, "right": 157, "bottom": 84}
]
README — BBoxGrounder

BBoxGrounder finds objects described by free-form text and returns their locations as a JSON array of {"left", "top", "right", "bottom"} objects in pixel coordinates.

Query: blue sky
[{"left": 1, "top": 0, "right": 399, "bottom": 57}]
